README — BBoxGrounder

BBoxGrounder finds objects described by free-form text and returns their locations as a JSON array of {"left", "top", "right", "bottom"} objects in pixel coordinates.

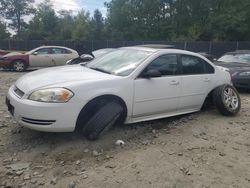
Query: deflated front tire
[{"left": 213, "top": 84, "right": 241, "bottom": 116}]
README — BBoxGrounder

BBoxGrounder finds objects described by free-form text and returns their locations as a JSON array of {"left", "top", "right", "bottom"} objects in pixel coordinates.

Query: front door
[
  {"left": 29, "top": 48, "right": 52, "bottom": 67},
  {"left": 133, "top": 54, "right": 181, "bottom": 118}
]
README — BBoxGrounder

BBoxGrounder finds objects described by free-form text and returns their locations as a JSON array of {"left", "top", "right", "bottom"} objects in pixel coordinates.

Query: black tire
[
  {"left": 12, "top": 60, "right": 26, "bottom": 72},
  {"left": 213, "top": 84, "right": 241, "bottom": 116},
  {"left": 83, "top": 102, "right": 123, "bottom": 140}
]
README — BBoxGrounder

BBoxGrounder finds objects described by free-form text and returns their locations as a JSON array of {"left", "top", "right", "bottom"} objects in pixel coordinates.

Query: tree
[
  {"left": 72, "top": 10, "right": 90, "bottom": 40},
  {"left": 0, "top": 0, "right": 35, "bottom": 39},
  {"left": 208, "top": 0, "right": 250, "bottom": 41},
  {"left": 105, "top": 0, "right": 175, "bottom": 40},
  {"left": 26, "top": 0, "right": 58, "bottom": 40},
  {"left": 57, "top": 10, "right": 74, "bottom": 40},
  {"left": 89, "top": 9, "right": 105, "bottom": 40},
  {"left": 0, "top": 20, "right": 10, "bottom": 39},
  {"left": 105, "top": 0, "right": 250, "bottom": 41}
]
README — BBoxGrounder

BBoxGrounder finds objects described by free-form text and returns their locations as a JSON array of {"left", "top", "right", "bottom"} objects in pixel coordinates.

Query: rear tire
[
  {"left": 12, "top": 60, "right": 26, "bottom": 72},
  {"left": 213, "top": 84, "right": 241, "bottom": 116},
  {"left": 83, "top": 102, "right": 123, "bottom": 140}
]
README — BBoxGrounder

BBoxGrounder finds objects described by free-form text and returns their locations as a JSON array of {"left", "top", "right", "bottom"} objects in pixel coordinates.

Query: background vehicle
[
  {"left": 198, "top": 52, "right": 217, "bottom": 61},
  {"left": 0, "top": 46, "right": 78, "bottom": 71},
  {"left": 214, "top": 50, "right": 250, "bottom": 89},
  {"left": 0, "top": 49, "right": 9, "bottom": 56},
  {"left": 136, "top": 44, "right": 174, "bottom": 49},
  {"left": 7, "top": 47, "right": 240, "bottom": 140},
  {"left": 66, "top": 48, "right": 115, "bottom": 65}
]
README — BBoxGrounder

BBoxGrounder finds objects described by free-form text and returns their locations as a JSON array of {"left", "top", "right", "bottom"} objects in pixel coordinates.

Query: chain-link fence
[{"left": 0, "top": 40, "right": 250, "bottom": 57}]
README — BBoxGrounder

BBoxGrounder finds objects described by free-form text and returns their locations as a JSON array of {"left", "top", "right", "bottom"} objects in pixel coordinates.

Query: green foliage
[
  {"left": 0, "top": 0, "right": 35, "bottom": 39},
  {"left": 89, "top": 9, "right": 105, "bottom": 40},
  {"left": 105, "top": 0, "right": 250, "bottom": 41},
  {"left": 57, "top": 10, "right": 74, "bottom": 40},
  {"left": 1, "top": 0, "right": 250, "bottom": 41},
  {"left": 0, "top": 21, "right": 10, "bottom": 39},
  {"left": 26, "top": 0, "right": 58, "bottom": 40},
  {"left": 72, "top": 10, "right": 90, "bottom": 40}
]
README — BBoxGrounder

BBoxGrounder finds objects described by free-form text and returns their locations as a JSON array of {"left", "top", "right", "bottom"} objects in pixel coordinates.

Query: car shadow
[{"left": 7, "top": 112, "right": 196, "bottom": 151}]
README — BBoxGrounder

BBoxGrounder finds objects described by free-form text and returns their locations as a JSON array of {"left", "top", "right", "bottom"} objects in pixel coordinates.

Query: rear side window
[
  {"left": 145, "top": 54, "right": 178, "bottom": 76},
  {"left": 181, "top": 55, "right": 214, "bottom": 75},
  {"left": 51, "top": 48, "right": 72, "bottom": 54}
]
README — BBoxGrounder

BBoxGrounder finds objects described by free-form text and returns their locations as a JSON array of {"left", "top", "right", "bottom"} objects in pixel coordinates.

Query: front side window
[
  {"left": 181, "top": 55, "right": 214, "bottom": 75},
  {"left": 35, "top": 48, "right": 50, "bottom": 55},
  {"left": 144, "top": 54, "right": 178, "bottom": 76},
  {"left": 86, "top": 49, "right": 153, "bottom": 76}
]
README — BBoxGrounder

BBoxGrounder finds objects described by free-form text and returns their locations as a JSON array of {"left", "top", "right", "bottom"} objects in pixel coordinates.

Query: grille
[
  {"left": 21, "top": 117, "right": 56, "bottom": 126},
  {"left": 13, "top": 86, "right": 25, "bottom": 98}
]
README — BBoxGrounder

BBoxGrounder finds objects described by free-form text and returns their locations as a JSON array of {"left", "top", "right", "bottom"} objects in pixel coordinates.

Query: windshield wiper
[{"left": 89, "top": 67, "right": 112, "bottom": 74}]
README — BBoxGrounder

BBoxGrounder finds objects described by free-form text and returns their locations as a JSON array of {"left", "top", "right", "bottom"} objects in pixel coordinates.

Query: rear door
[
  {"left": 51, "top": 48, "right": 73, "bottom": 66},
  {"left": 178, "top": 55, "right": 215, "bottom": 111},
  {"left": 29, "top": 48, "right": 52, "bottom": 67},
  {"left": 133, "top": 54, "right": 181, "bottom": 118}
]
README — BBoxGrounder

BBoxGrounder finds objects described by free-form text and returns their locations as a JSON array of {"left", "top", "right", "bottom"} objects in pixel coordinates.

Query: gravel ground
[{"left": 0, "top": 71, "right": 249, "bottom": 188}]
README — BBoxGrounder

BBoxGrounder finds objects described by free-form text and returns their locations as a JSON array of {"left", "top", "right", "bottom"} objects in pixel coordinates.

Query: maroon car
[
  {"left": 0, "top": 49, "right": 9, "bottom": 56},
  {"left": 0, "top": 46, "right": 78, "bottom": 71}
]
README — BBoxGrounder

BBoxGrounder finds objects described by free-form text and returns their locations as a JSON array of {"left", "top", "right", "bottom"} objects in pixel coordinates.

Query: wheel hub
[{"left": 224, "top": 88, "right": 239, "bottom": 111}]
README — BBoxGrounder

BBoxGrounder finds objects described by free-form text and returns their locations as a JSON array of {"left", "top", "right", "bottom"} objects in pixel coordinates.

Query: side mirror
[
  {"left": 142, "top": 69, "right": 162, "bottom": 78},
  {"left": 80, "top": 54, "right": 94, "bottom": 62},
  {"left": 33, "top": 52, "right": 38, "bottom": 55}
]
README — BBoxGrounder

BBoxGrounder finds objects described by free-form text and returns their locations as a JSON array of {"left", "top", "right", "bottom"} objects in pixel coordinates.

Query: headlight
[
  {"left": 28, "top": 88, "right": 74, "bottom": 103},
  {"left": 239, "top": 71, "right": 250, "bottom": 77},
  {"left": 0, "top": 57, "right": 8, "bottom": 60}
]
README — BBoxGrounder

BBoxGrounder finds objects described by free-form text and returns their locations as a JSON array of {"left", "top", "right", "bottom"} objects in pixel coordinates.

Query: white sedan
[
  {"left": 6, "top": 47, "right": 241, "bottom": 140},
  {"left": 1, "top": 46, "right": 79, "bottom": 71}
]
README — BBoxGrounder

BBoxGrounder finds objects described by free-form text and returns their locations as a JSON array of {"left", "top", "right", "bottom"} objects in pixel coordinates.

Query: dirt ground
[{"left": 0, "top": 71, "right": 249, "bottom": 188}]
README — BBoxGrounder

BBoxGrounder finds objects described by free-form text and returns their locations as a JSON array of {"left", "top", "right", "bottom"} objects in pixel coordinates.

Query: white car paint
[
  {"left": 27, "top": 46, "right": 78, "bottom": 67},
  {"left": 7, "top": 47, "right": 231, "bottom": 132}
]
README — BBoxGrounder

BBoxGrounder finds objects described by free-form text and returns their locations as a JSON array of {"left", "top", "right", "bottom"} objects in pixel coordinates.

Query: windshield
[
  {"left": 218, "top": 54, "right": 250, "bottom": 64},
  {"left": 92, "top": 49, "right": 115, "bottom": 58},
  {"left": 86, "top": 49, "right": 153, "bottom": 76}
]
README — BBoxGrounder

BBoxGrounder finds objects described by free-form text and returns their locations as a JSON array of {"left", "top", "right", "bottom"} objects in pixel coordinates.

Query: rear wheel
[
  {"left": 213, "top": 84, "right": 241, "bottom": 116},
  {"left": 12, "top": 60, "right": 26, "bottom": 72},
  {"left": 83, "top": 102, "right": 123, "bottom": 140}
]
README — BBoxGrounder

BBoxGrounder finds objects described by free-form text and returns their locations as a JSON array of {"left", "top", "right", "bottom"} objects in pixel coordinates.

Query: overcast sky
[{"left": 35, "top": 0, "right": 109, "bottom": 15}]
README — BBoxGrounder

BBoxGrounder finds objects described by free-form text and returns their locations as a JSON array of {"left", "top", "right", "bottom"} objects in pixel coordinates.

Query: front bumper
[
  {"left": 233, "top": 77, "right": 250, "bottom": 89},
  {"left": 6, "top": 86, "right": 83, "bottom": 132},
  {"left": 0, "top": 60, "right": 10, "bottom": 69}
]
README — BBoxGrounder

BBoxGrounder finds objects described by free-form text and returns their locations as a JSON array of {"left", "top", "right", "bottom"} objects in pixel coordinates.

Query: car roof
[
  {"left": 37, "top": 46, "right": 72, "bottom": 49},
  {"left": 121, "top": 46, "right": 203, "bottom": 56},
  {"left": 135, "top": 44, "right": 175, "bottom": 49}
]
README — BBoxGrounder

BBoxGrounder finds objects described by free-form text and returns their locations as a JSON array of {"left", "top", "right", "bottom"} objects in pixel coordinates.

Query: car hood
[
  {"left": 15, "top": 65, "right": 117, "bottom": 93},
  {"left": 214, "top": 61, "right": 250, "bottom": 71},
  {"left": 3, "top": 52, "right": 23, "bottom": 57}
]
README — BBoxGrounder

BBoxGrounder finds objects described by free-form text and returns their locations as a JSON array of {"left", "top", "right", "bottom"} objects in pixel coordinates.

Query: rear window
[
  {"left": 218, "top": 54, "right": 250, "bottom": 64},
  {"left": 51, "top": 48, "right": 72, "bottom": 54}
]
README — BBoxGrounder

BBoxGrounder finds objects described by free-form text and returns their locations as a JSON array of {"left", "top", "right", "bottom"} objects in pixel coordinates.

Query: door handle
[
  {"left": 204, "top": 78, "right": 211, "bottom": 82},
  {"left": 170, "top": 80, "right": 180, "bottom": 85}
]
